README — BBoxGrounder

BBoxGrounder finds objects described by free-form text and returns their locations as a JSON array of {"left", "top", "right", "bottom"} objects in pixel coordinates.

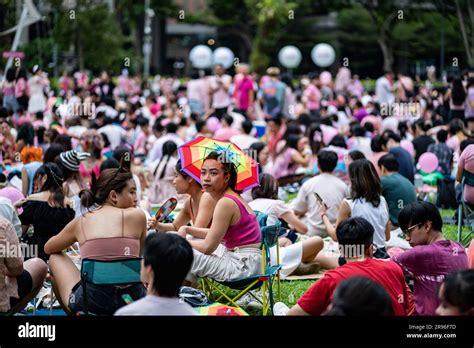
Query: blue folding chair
[
  {"left": 457, "top": 171, "right": 474, "bottom": 246},
  {"left": 201, "top": 217, "right": 282, "bottom": 315},
  {"left": 80, "top": 258, "right": 143, "bottom": 315}
]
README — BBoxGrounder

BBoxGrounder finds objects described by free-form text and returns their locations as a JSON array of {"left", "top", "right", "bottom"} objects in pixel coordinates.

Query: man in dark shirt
[
  {"left": 412, "top": 120, "right": 435, "bottom": 163},
  {"left": 427, "top": 129, "right": 453, "bottom": 176},
  {"left": 382, "top": 130, "right": 415, "bottom": 183}
]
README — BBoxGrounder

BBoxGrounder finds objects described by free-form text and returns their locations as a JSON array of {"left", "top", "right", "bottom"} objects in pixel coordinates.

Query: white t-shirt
[
  {"left": 249, "top": 198, "right": 290, "bottom": 226},
  {"left": 98, "top": 124, "right": 127, "bottom": 150},
  {"left": 376, "top": 76, "right": 394, "bottom": 105},
  {"left": 114, "top": 295, "right": 197, "bottom": 316},
  {"left": 230, "top": 134, "right": 258, "bottom": 150},
  {"left": 292, "top": 173, "right": 349, "bottom": 237},
  {"left": 210, "top": 74, "right": 232, "bottom": 109},
  {"left": 344, "top": 196, "right": 389, "bottom": 249}
]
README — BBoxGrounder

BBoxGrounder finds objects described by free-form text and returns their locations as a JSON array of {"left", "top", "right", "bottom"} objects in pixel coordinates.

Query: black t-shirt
[
  {"left": 389, "top": 146, "right": 415, "bottom": 183},
  {"left": 413, "top": 135, "right": 435, "bottom": 162},
  {"left": 19, "top": 200, "right": 75, "bottom": 260}
]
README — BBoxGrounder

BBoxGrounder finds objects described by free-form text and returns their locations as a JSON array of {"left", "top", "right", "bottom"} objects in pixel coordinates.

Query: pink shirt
[
  {"left": 459, "top": 144, "right": 474, "bottom": 203},
  {"left": 0, "top": 218, "right": 22, "bottom": 312},
  {"left": 236, "top": 76, "right": 254, "bottom": 110},
  {"left": 222, "top": 194, "right": 260, "bottom": 250},
  {"left": 370, "top": 151, "right": 388, "bottom": 176},
  {"left": 213, "top": 127, "right": 240, "bottom": 142},
  {"left": 304, "top": 84, "right": 321, "bottom": 110}
]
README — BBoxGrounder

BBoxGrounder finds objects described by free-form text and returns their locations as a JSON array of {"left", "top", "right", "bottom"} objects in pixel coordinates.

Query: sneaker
[
  {"left": 292, "top": 262, "right": 321, "bottom": 276},
  {"left": 235, "top": 291, "right": 263, "bottom": 309},
  {"left": 273, "top": 302, "right": 290, "bottom": 316}
]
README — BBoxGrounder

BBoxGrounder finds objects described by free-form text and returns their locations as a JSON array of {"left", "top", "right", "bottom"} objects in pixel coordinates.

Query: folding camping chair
[
  {"left": 457, "top": 171, "right": 474, "bottom": 246},
  {"left": 201, "top": 218, "right": 282, "bottom": 315},
  {"left": 79, "top": 258, "right": 142, "bottom": 315}
]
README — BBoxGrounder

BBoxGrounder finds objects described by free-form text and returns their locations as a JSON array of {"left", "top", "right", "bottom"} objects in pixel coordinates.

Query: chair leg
[{"left": 458, "top": 204, "right": 463, "bottom": 243}]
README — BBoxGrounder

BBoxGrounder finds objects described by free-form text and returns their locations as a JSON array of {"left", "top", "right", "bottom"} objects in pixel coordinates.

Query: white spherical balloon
[
  {"left": 189, "top": 45, "right": 213, "bottom": 69},
  {"left": 212, "top": 47, "right": 235, "bottom": 69},
  {"left": 278, "top": 46, "right": 302, "bottom": 69},
  {"left": 311, "top": 43, "right": 336, "bottom": 67}
]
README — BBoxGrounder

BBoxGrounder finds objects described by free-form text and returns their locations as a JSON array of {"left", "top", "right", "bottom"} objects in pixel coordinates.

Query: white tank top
[{"left": 344, "top": 196, "right": 388, "bottom": 248}]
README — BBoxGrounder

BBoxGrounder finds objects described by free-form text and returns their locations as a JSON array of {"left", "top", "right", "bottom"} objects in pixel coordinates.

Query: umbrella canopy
[
  {"left": 194, "top": 303, "right": 248, "bottom": 316},
  {"left": 178, "top": 136, "right": 259, "bottom": 192}
]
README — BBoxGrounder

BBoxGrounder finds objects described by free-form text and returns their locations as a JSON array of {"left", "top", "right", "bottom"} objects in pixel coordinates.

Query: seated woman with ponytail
[
  {"left": 44, "top": 168, "right": 147, "bottom": 315},
  {"left": 18, "top": 162, "right": 75, "bottom": 261}
]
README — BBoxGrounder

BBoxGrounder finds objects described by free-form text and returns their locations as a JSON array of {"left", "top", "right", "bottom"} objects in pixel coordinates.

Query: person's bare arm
[
  {"left": 152, "top": 198, "right": 191, "bottom": 232},
  {"left": 287, "top": 304, "right": 310, "bottom": 316},
  {"left": 189, "top": 193, "right": 217, "bottom": 238},
  {"left": 188, "top": 198, "right": 234, "bottom": 255},
  {"left": 291, "top": 151, "right": 311, "bottom": 166},
  {"left": 456, "top": 165, "right": 463, "bottom": 183},
  {"left": 21, "top": 167, "right": 29, "bottom": 196},
  {"left": 281, "top": 211, "right": 308, "bottom": 234},
  {"left": 321, "top": 200, "right": 351, "bottom": 241}
]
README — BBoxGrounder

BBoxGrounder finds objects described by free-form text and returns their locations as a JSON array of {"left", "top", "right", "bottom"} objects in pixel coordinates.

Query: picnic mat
[{"left": 283, "top": 271, "right": 326, "bottom": 281}]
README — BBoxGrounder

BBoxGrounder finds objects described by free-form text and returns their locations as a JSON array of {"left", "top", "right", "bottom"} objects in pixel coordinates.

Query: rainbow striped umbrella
[
  {"left": 178, "top": 136, "right": 259, "bottom": 192},
  {"left": 194, "top": 303, "right": 248, "bottom": 316}
]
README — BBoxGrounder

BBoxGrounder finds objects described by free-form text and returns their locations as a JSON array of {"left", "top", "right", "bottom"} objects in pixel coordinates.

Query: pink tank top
[
  {"left": 79, "top": 210, "right": 140, "bottom": 260},
  {"left": 222, "top": 194, "right": 260, "bottom": 250},
  {"left": 79, "top": 162, "right": 100, "bottom": 178}
]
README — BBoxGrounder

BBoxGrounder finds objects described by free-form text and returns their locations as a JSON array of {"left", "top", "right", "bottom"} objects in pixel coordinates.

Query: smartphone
[{"left": 313, "top": 192, "right": 328, "bottom": 209}]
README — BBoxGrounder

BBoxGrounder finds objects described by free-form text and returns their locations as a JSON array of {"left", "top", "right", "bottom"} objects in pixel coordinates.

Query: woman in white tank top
[{"left": 319, "top": 159, "right": 390, "bottom": 258}]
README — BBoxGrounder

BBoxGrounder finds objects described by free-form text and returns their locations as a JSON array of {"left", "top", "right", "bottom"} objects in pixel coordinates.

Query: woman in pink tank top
[
  {"left": 45, "top": 168, "right": 147, "bottom": 315},
  {"left": 179, "top": 152, "right": 262, "bottom": 283}
]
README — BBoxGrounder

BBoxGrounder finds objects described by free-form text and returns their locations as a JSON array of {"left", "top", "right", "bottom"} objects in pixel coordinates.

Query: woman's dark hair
[
  {"left": 348, "top": 150, "right": 366, "bottom": 161},
  {"left": 175, "top": 159, "right": 188, "bottom": 178},
  {"left": 324, "top": 276, "right": 394, "bottom": 316},
  {"left": 442, "top": 270, "right": 474, "bottom": 314},
  {"left": 398, "top": 121, "right": 409, "bottom": 139},
  {"left": 307, "top": 123, "right": 323, "bottom": 153},
  {"left": 53, "top": 134, "right": 72, "bottom": 151},
  {"left": 351, "top": 125, "right": 365, "bottom": 137},
  {"left": 43, "top": 144, "right": 65, "bottom": 163},
  {"left": 6, "top": 68, "right": 16, "bottom": 82},
  {"left": 460, "top": 138, "right": 474, "bottom": 154},
  {"left": 451, "top": 78, "right": 467, "bottom": 105},
  {"left": 251, "top": 173, "right": 278, "bottom": 200},
  {"left": 371, "top": 135, "right": 387, "bottom": 152},
  {"left": 397, "top": 201, "right": 443, "bottom": 233},
  {"left": 348, "top": 159, "right": 381, "bottom": 207},
  {"left": 16, "top": 124, "right": 35, "bottom": 145},
  {"left": 79, "top": 168, "right": 133, "bottom": 208},
  {"left": 277, "top": 134, "right": 300, "bottom": 157},
  {"left": 449, "top": 118, "right": 465, "bottom": 136},
  {"left": 45, "top": 128, "right": 59, "bottom": 144},
  {"left": 143, "top": 233, "right": 193, "bottom": 297},
  {"left": 248, "top": 142, "right": 266, "bottom": 172},
  {"left": 153, "top": 141, "right": 178, "bottom": 180},
  {"left": 203, "top": 151, "right": 239, "bottom": 192},
  {"left": 100, "top": 158, "right": 120, "bottom": 172},
  {"left": 329, "top": 135, "right": 347, "bottom": 149},
  {"left": 222, "top": 114, "right": 233, "bottom": 127},
  {"left": 33, "top": 162, "right": 66, "bottom": 208},
  {"left": 412, "top": 119, "right": 431, "bottom": 134}
]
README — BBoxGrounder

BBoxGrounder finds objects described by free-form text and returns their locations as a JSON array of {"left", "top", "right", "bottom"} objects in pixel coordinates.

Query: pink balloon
[
  {"left": 418, "top": 152, "right": 439, "bottom": 173},
  {"left": 400, "top": 140, "right": 415, "bottom": 158},
  {"left": 320, "top": 71, "right": 332, "bottom": 86},
  {"left": 206, "top": 117, "right": 222, "bottom": 133}
]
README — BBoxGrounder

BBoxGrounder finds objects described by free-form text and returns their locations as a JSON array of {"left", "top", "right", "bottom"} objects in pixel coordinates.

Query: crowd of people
[{"left": 0, "top": 62, "right": 473, "bottom": 316}]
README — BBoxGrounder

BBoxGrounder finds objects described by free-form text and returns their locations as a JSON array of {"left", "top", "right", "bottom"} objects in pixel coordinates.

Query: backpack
[
  {"left": 178, "top": 286, "right": 212, "bottom": 307},
  {"left": 436, "top": 176, "right": 457, "bottom": 209}
]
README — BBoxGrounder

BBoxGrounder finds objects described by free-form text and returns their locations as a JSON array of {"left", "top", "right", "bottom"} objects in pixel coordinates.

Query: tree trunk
[
  {"left": 377, "top": 35, "right": 393, "bottom": 72},
  {"left": 455, "top": 0, "right": 473, "bottom": 65}
]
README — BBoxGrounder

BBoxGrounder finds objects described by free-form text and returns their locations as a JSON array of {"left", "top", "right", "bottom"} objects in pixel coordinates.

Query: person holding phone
[{"left": 318, "top": 159, "right": 391, "bottom": 259}]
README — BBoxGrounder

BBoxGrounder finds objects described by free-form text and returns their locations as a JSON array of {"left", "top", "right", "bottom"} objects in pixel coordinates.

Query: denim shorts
[{"left": 68, "top": 281, "right": 146, "bottom": 315}]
